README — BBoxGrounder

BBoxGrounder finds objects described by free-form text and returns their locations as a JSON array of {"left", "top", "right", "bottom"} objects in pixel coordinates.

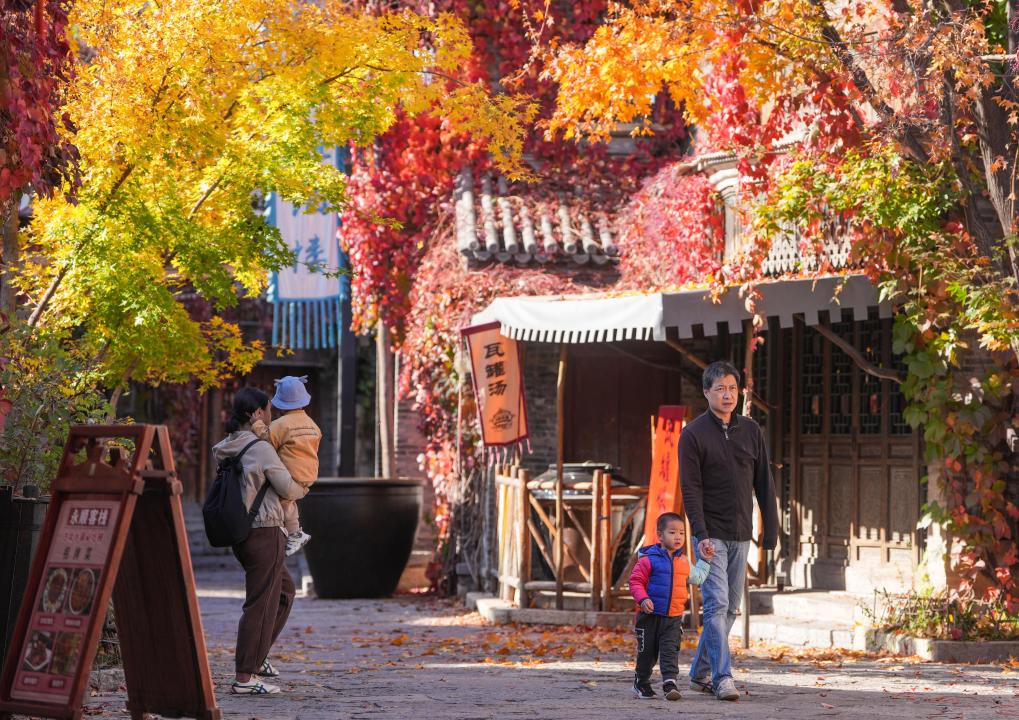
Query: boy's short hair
[
  {"left": 656, "top": 512, "right": 684, "bottom": 534},
  {"left": 702, "top": 360, "right": 740, "bottom": 391}
]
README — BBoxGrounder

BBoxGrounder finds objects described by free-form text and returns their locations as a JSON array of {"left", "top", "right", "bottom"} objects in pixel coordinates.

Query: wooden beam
[{"left": 813, "top": 322, "right": 904, "bottom": 384}]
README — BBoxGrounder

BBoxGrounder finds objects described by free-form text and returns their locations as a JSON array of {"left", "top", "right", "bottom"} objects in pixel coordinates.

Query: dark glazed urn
[{"left": 299, "top": 477, "right": 423, "bottom": 599}]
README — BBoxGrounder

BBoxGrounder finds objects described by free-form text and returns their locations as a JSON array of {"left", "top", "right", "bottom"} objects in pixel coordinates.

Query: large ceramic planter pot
[
  {"left": 300, "top": 477, "right": 423, "bottom": 599},
  {"left": 1, "top": 486, "right": 49, "bottom": 671}
]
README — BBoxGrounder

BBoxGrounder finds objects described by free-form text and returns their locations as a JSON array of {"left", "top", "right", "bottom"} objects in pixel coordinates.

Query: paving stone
[{"left": 54, "top": 564, "right": 1019, "bottom": 720}]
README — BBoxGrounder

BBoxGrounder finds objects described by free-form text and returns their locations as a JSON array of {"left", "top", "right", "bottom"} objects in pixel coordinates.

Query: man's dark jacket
[{"left": 679, "top": 410, "right": 779, "bottom": 549}]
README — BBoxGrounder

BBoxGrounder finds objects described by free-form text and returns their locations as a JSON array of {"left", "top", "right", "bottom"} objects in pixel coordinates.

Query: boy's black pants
[{"left": 634, "top": 612, "right": 683, "bottom": 683}]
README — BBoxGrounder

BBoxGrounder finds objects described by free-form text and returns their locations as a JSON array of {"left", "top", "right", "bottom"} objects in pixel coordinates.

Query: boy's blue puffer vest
[{"left": 638, "top": 543, "right": 691, "bottom": 616}]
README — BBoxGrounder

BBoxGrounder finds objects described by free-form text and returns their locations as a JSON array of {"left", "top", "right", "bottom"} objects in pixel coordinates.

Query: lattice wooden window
[
  {"left": 800, "top": 328, "right": 824, "bottom": 435},
  {"left": 859, "top": 318, "right": 884, "bottom": 434},
  {"left": 830, "top": 315, "right": 854, "bottom": 435}
]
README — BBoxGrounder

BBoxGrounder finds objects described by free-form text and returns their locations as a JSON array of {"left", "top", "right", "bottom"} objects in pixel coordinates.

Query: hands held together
[{"left": 698, "top": 538, "right": 716, "bottom": 561}]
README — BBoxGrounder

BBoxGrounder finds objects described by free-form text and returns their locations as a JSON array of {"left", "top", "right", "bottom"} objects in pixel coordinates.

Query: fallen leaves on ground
[{"left": 346, "top": 624, "right": 630, "bottom": 666}]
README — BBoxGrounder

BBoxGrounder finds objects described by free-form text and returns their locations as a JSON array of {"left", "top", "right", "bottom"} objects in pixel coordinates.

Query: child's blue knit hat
[{"left": 271, "top": 375, "right": 311, "bottom": 410}]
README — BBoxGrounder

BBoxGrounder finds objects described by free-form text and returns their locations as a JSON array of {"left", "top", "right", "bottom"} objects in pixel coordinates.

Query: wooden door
[
  {"left": 564, "top": 343, "right": 685, "bottom": 485},
  {"left": 784, "top": 313, "right": 921, "bottom": 593}
]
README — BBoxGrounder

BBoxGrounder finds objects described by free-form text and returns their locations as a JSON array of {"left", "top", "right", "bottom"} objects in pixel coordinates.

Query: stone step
[
  {"left": 732, "top": 612, "right": 863, "bottom": 650},
  {"left": 768, "top": 590, "right": 876, "bottom": 625}
]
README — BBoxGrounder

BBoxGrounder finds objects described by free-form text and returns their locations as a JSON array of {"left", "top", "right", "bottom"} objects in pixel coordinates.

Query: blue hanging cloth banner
[{"left": 266, "top": 192, "right": 347, "bottom": 350}]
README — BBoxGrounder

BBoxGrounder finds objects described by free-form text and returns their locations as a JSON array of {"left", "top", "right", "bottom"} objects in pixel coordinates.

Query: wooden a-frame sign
[{"left": 0, "top": 425, "right": 220, "bottom": 720}]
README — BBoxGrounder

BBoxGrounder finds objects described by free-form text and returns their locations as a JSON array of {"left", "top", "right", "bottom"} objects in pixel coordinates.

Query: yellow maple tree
[{"left": 14, "top": 0, "right": 533, "bottom": 387}]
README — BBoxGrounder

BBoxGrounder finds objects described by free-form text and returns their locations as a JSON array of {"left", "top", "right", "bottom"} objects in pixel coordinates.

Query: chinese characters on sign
[
  {"left": 642, "top": 406, "right": 686, "bottom": 545},
  {"left": 462, "top": 323, "right": 529, "bottom": 449},
  {"left": 11, "top": 500, "right": 120, "bottom": 704}
]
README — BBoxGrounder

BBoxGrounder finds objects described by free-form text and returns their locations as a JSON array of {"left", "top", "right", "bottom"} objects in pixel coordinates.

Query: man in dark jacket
[{"left": 680, "top": 360, "right": 778, "bottom": 702}]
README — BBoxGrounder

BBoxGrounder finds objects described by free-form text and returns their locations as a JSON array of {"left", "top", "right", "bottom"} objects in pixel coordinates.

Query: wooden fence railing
[{"left": 494, "top": 465, "right": 648, "bottom": 612}]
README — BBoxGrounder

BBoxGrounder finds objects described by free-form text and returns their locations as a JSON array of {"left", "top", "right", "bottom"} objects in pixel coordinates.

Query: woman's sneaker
[
  {"left": 285, "top": 531, "right": 311, "bottom": 556},
  {"left": 257, "top": 658, "right": 279, "bottom": 678},
  {"left": 663, "top": 679, "right": 682, "bottom": 701},
  {"left": 715, "top": 677, "right": 740, "bottom": 701},
  {"left": 632, "top": 677, "right": 656, "bottom": 699},
  {"left": 231, "top": 677, "right": 280, "bottom": 694}
]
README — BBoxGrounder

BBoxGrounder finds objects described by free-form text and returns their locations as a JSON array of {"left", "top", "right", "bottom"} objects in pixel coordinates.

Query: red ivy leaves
[
  {"left": 617, "top": 168, "right": 721, "bottom": 290},
  {"left": 0, "top": 0, "right": 78, "bottom": 203}
]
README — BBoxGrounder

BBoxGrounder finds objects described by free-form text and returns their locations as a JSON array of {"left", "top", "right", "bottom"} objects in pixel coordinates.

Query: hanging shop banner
[
  {"left": 642, "top": 405, "right": 687, "bottom": 545},
  {"left": 462, "top": 322, "right": 529, "bottom": 449},
  {"left": 0, "top": 425, "right": 220, "bottom": 720},
  {"left": 266, "top": 148, "right": 347, "bottom": 350}
]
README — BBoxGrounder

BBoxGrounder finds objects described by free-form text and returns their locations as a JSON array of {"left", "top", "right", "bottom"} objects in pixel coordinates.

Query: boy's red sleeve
[{"left": 629, "top": 556, "right": 651, "bottom": 604}]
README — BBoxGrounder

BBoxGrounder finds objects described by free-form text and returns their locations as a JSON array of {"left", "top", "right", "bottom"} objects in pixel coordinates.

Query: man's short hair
[
  {"left": 656, "top": 512, "right": 684, "bottom": 534},
  {"left": 702, "top": 360, "right": 741, "bottom": 391}
]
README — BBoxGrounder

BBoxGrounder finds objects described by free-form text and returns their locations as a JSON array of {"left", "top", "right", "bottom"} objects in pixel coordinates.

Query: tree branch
[
  {"left": 813, "top": 322, "right": 904, "bottom": 384},
  {"left": 807, "top": 0, "right": 930, "bottom": 164}
]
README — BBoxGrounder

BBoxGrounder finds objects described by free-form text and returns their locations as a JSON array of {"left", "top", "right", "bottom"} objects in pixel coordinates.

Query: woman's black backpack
[{"left": 202, "top": 439, "right": 270, "bottom": 547}]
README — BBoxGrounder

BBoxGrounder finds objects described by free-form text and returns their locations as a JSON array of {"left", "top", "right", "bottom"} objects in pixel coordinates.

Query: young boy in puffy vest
[{"left": 629, "top": 511, "right": 713, "bottom": 700}]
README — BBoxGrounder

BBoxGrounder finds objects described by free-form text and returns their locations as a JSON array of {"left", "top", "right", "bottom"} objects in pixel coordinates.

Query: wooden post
[
  {"left": 600, "top": 473, "right": 613, "bottom": 612},
  {"left": 742, "top": 319, "right": 755, "bottom": 649},
  {"left": 555, "top": 344, "right": 567, "bottom": 610},
  {"left": 518, "top": 468, "right": 531, "bottom": 609},
  {"left": 590, "top": 470, "right": 602, "bottom": 611}
]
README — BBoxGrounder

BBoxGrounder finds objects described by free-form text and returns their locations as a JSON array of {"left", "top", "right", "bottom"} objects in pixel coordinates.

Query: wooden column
[
  {"left": 600, "top": 473, "right": 613, "bottom": 612},
  {"left": 554, "top": 344, "right": 567, "bottom": 609},
  {"left": 590, "top": 470, "right": 602, "bottom": 611},
  {"left": 741, "top": 321, "right": 754, "bottom": 649},
  {"left": 518, "top": 468, "right": 531, "bottom": 609}
]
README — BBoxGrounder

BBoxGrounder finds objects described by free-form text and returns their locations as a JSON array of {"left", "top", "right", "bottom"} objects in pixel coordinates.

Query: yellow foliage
[{"left": 19, "top": 0, "right": 529, "bottom": 387}]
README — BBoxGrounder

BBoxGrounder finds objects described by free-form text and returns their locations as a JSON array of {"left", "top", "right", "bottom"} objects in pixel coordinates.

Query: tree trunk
[{"left": 1, "top": 195, "right": 21, "bottom": 317}]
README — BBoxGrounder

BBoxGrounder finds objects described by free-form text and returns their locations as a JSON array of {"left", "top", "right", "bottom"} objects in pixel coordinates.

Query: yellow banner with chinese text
[{"left": 462, "top": 323, "right": 529, "bottom": 448}]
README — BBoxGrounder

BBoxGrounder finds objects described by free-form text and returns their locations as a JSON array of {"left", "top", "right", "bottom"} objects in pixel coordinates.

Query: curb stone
[{"left": 868, "top": 631, "right": 1019, "bottom": 663}]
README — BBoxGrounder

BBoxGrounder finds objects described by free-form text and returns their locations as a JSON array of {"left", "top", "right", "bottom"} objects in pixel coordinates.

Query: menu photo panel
[{"left": 10, "top": 499, "right": 121, "bottom": 704}]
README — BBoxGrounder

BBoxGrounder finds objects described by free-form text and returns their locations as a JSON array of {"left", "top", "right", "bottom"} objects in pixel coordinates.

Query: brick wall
[
  {"left": 394, "top": 397, "right": 438, "bottom": 551},
  {"left": 520, "top": 342, "right": 561, "bottom": 476}
]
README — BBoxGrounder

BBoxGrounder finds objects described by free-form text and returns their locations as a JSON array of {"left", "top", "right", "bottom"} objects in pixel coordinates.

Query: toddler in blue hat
[{"left": 252, "top": 375, "right": 322, "bottom": 555}]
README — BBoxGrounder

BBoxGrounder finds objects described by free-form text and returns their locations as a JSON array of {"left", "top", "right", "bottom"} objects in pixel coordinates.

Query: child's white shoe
[{"left": 285, "top": 531, "right": 311, "bottom": 556}]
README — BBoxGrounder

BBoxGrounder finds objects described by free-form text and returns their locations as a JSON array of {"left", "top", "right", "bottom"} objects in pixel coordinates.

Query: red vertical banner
[
  {"left": 461, "top": 322, "right": 528, "bottom": 449},
  {"left": 642, "top": 405, "right": 686, "bottom": 545}
]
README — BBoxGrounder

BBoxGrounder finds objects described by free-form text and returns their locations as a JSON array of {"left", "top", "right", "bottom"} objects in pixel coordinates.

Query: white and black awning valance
[{"left": 471, "top": 275, "right": 890, "bottom": 344}]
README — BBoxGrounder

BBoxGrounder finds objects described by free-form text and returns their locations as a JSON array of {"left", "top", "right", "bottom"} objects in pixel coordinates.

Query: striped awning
[{"left": 471, "top": 275, "right": 889, "bottom": 344}]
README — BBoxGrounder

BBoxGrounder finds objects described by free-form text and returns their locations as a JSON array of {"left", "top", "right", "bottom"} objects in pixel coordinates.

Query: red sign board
[{"left": 642, "top": 406, "right": 686, "bottom": 545}]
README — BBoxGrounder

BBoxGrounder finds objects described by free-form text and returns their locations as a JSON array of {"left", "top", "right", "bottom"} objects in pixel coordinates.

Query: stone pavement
[{"left": 72, "top": 563, "right": 1017, "bottom": 720}]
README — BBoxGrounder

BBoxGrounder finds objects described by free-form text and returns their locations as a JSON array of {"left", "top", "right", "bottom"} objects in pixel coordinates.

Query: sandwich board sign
[{"left": 0, "top": 425, "right": 220, "bottom": 720}]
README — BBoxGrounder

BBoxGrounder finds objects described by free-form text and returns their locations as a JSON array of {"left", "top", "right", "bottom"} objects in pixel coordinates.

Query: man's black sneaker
[
  {"left": 633, "top": 677, "right": 656, "bottom": 699},
  {"left": 663, "top": 679, "right": 682, "bottom": 701}
]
